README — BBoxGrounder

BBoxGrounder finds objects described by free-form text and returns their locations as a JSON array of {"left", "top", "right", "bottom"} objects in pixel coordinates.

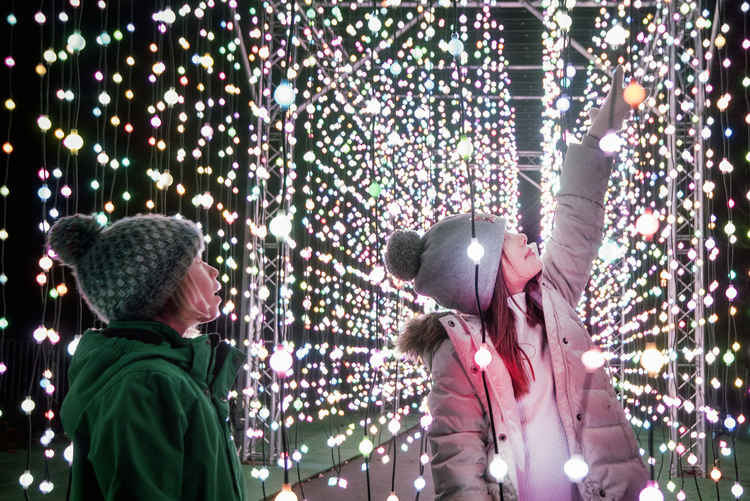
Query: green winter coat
[{"left": 60, "top": 320, "right": 246, "bottom": 501}]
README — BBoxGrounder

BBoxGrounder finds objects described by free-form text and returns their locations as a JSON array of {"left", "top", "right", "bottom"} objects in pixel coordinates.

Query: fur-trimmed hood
[{"left": 397, "top": 311, "right": 453, "bottom": 371}]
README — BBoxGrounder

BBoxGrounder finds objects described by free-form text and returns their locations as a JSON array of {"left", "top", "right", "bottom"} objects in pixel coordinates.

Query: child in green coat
[{"left": 48, "top": 213, "right": 246, "bottom": 501}]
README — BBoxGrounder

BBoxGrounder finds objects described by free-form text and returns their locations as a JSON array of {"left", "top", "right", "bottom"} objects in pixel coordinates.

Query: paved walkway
[{"left": 263, "top": 426, "right": 435, "bottom": 501}]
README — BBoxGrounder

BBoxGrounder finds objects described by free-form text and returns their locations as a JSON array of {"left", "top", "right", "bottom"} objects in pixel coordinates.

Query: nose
[{"left": 520, "top": 234, "right": 528, "bottom": 245}]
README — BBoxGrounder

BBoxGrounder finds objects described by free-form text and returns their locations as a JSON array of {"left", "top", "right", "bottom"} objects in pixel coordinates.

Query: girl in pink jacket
[{"left": 384, "top": 66, "right": 649, "bottom": 500}]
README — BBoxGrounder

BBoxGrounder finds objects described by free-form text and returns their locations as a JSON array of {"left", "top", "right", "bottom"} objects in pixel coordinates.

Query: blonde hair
[{"left": 158, "top": 265, "right": 212, "bottom": 338}]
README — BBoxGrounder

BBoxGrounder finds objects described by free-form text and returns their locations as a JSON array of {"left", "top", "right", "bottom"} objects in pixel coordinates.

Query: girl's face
[
  {"left": 500, "top": 232, "right": 542, "bottom": 294},
  {"left": 185, "top": 257, "right": 222, "bottom": 323}
]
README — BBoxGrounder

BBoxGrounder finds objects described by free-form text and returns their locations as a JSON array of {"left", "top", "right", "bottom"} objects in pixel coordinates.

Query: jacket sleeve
[
  {"left": 428, "top": 340, "right": 492, "bottom": 501},
  {"left": 88, "top": 371, "right": 189, "bottom": 501},
  {"left": 542, "top": 138, "right": 612, "bottom": 309}
]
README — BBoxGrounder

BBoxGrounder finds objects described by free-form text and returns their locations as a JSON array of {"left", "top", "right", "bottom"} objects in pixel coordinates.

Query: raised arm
[
  {"left": 542, "top": 66, "right": 632, "bottom": 308},
  {"left": 428, "top": 340, "right": 493, "bottom": 501}
]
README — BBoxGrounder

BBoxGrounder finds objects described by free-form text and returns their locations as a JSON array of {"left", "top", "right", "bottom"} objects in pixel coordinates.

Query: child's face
[
  {"left": 500, "top": 232, "right": 542, "bottom": 291},
  {"left": 185, "top": 256, "right": 222, "bottom": 323}
]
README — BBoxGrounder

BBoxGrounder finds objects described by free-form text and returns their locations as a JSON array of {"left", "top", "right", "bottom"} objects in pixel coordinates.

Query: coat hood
[
  {"left": 61, "top": 320, "right": 243, "bottom": 437},
  {"left": 397, "top": 311, "right": 454, "bottom": 372}
]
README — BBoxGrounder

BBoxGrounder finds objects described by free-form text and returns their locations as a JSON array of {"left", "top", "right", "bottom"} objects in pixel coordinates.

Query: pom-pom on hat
[
  {"left": 46, "top": 213, "right": 204, "bottom": 323},
  {"left": 385, "top": 213, "right": 506, "bottom": 315}
]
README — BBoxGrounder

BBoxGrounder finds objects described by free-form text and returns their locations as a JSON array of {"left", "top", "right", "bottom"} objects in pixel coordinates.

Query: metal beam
[{"left": 317, "top": 2, "right": 643, "bottom": 7}]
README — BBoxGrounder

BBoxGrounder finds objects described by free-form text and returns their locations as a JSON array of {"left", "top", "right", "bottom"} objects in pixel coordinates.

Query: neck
[
  {"left": 153, "top": 315, "right": 193, "bottom": 338},
  {"left": 504, "top": 277, "right": 527, "bottom": 296}
]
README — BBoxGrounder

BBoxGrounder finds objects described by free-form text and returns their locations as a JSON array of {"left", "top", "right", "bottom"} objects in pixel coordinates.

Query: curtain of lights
[{"left": 3, "top": 0, "right": 747, "bottom": 499}]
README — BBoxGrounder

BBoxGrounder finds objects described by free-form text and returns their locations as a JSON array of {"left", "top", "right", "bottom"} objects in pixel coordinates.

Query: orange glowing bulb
[{"left": 623, "top": 82, "right": 646, "bottom": 107}]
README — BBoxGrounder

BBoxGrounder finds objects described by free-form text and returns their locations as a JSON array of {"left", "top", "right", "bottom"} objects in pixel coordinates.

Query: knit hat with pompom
[
  {"left": 46, "top": 214, "right": 204, "bottom": 323},
  {"left": 384, "top": 213, "right": 506, "bottom": 314}
]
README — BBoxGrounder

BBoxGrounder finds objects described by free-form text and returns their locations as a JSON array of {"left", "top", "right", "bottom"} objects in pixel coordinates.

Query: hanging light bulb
[
  {"left": 388, "top": 419, "right": 401, "bottom": 434},
  {"left": 604, "top": 24, "right": 629, "bottom": 46},
  {"left": 488, "top": 455, "right": 508, "bottom": 481},
  {"left": 413, "top": 476, "right": 426, "bottom": 491},
  {"left": 635, "top": 210, "right": 659, "bottom": 237},
  {"left": 63, "top": 130, "right": 84, "bottom": 154},
  {"left": 623, "top": 82, "right": 647, "bottom": 107},
  {"left": 710, "top": 466, "right": 722, "bottom": 482},
  {"left": 274, "top": 483, "right": 298, "bottom": 501},
  {"left": 359, "top": 437, "right": 374, "bottom": 456},
  {"left": 598, "top": 131, "right": 622, "bottom": 153},
  {"left": 467, "top": 238, "right": 484, "bottom": 263},
  {"left": 448, "top": 35, "right": 464, "bottom": 57},
  {"left": 19, "top": 470, "right": 33, "bottom": 489},
  {"left": 639, "top": 482, "right": 664, "bottom": 501},
  {"left": 556, "top": 95, "right": 571, "bottom": 112},
  {"left": 474, "top": 343, "right": 492, "bottom": 369},
  {"left": 581, "top": 349, "right": 605, "bottom": 370},
  {"left": 368, "top": 14, "right": 382, "bottom": 32},
  {"left": 274, "top": 81, "right": 295, "bottom": 108},
  {"left": 640, "top": 343, "right": 664, "bottom": 375},
  {"left": 269, "top": 213, "right": 293, "bottom": 240},
  {"left": 563, "top": 455, "right": 589, "bottom": 482},
  {"left": 731, "top": 482, "right": 744, "bottom": 498},
  {"left": 456, "top": 136, "right": 473, "bottom": 158},
  {"left": 387, "top": 493, "right": 400, "bottom": 501},
  {"left": 269, "top": 346, "right": 293, "bottom": 374}
]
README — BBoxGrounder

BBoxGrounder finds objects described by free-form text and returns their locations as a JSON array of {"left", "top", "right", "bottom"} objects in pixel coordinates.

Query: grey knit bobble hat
[
  {"left": 46, "top": 213, "right": 205, "bottom": 323},
  {"left": 385, "top": 213, "right": 506, "bottom": 315}
]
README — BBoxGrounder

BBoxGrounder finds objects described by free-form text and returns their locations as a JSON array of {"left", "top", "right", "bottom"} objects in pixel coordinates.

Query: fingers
[{"left": 613, "top": 65, "right": 624, "bottom": 93}]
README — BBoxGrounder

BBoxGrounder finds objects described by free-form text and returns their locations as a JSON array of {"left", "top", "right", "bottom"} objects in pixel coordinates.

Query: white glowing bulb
[
  {"left": 388, "top": 419, "right": 401, "bottom": 434},
  {"left": 598, "top": 131, "right": 622, "bottom": 153},
  {"left": 676, "top": 490, "right": 686, "bottom": 501},
  {"left": 274, "top": 483, "right": 298, "bottom": 501},
  {"left": 414, "top": 476, "right": 426, "bottom": 491},
  {"left": 369, "top": 266, "right": 386, "bottom": 283},
  {"left": 67, "top": 32, "right": 86, "bottom": 52},
  {"left": 365, "top": 98, "right": 381, "bottom": 114},
  {"left": 19, "top": 470, "right": 33, "bottom": 489},
  {"left": 420, "top": 414, "right": 433, "bottom": 428},
  {"left": 456, "top": 136, "right": 473, "bottom": 158},
  {"left": 164, "top": 88, "right": 180, "bottom": 106},
  {"left": 269, "top": 213, "right": 293, "bottom": 239},
  {"left": 556, "top": 95, "right": 571, "bottom": 112},
  {"left": 39, "top": 480, "right": 54, "bottom": 494},
  {"left": 488, "top": 455, "right": 508, "bottom": 481},
  {"left": 359, "top": 437, "right": 374, "bottom": 456},
  {"left": 387, "top": 493, "right": 400, "bottom": 501},
  {"left": 21, "top": 397, "right": 36, "bottom": 415},
  {"left": 63, "top": 131, "right": 84, "bottom": 153},
  {"left": 636, "top": 211, "right": 659, "bottom": 237},
  {"left": 37, "top": 115, "right": 52, "bottom": 132},
  {"left": 604, "top": 24, "right": 629, "bottom": 46},
  {"left": 269, "top": 347, "right": 293, "bottom": 374},
  {"left": 726, "top": 285, "right": 737, "bottom": 300},
  {"left": 581, "top": 349, "right": 605, "bottom": 371},
  {"left": 563, "top": 454, "right": 589, "bottom": 482},
  {"left": 640, "top": 344, "right": 664, "bottom": 374},
  {"left": 474, "top": 344, "right": 492, "bottom": 369},
  {"left": 639, "top": 482, "right": 664, "bottom": 501},
  {"left": 555, "top": 12, "right": 572, "bottom": 30},
  {"left": 370, "top": 350, "right": 385, "bottom": 368},
  {"left": 274, "top": 81, "right": 295, "bottom": 108},
  {"left": 368, "top": 15, "right": 382, "bottom": 32},
  {"left": 467, "top": 238, "right": 485, "bottom": 263},
  {"left": 731, "top": 482, "right": 744, "bottom": 498},
  {"left": 448, "top": 36, "right": 464, "bottom": 57}
]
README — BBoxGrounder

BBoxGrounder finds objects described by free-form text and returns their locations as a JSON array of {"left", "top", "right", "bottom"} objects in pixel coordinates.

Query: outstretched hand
[{"left": 587, "top": 66, "right": 633, "bottom": 139}]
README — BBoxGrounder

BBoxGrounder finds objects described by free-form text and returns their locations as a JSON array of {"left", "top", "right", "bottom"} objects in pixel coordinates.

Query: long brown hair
[{"left": 484, "top": 264, "right": 546, "bottom": 398}]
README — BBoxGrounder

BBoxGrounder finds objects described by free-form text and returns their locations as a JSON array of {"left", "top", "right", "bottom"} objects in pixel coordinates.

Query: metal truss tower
[
  {"left": 235, "top": 1, "right": 299, "bottom": 462},
  {"left": 663, "top": 0, "right": 710, "bottom": 478}
]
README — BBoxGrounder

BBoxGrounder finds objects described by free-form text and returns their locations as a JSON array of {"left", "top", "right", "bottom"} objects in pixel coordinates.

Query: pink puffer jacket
[{"left": 400, "top": 139, "right": 649, "bottom": 500}]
